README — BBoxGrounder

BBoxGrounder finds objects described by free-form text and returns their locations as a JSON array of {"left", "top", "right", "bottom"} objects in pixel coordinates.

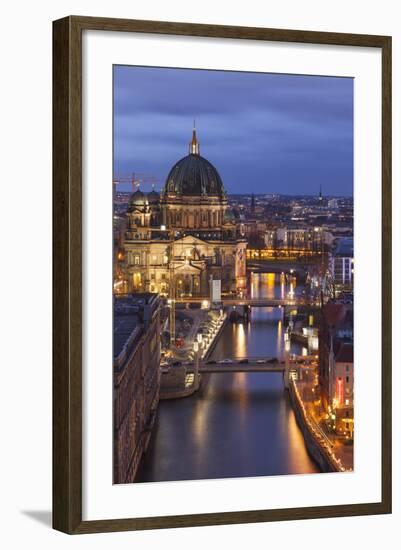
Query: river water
[{"left": 136, "top": 273, "right": 319, "bottom": 482}]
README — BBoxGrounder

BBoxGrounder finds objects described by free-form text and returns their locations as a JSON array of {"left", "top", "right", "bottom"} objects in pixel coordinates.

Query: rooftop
[
  {"left": 113, "top": 314, "right": 141, "bottom": 359},
  {"left": 113, "top": 293, "right": 160, "bottom": 361}
]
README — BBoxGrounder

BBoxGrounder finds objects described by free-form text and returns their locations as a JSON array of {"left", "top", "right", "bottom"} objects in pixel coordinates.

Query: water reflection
[
  {"left": 136, "top": 273, "right": 319, "bottom": 483},
  {"left": 277, "top": 319, "right": 282, "bottom": 359}
]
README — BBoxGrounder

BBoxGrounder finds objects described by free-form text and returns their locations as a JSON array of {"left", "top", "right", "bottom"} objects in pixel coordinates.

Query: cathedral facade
[{"left": 123, "top": 129, "right": 247, "bottom": 298}]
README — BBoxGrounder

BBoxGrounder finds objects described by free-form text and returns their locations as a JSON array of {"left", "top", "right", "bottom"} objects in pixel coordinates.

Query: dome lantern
[{"left": 189, "top": 121, "right": 200, "bottom": 155}]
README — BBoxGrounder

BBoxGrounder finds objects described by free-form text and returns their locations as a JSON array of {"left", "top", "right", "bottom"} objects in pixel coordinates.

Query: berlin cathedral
[{"left": 123, "top": 128, "right": 247, "bottom": 298}]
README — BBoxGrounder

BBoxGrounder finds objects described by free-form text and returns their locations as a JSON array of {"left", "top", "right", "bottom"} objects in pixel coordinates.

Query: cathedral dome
[
  {"left": 223, "top": 209, "right": 235, "bottom": 223},
  {"left": 129, "top": 189, "right": 146, "bottom": 207},
  {"left": 147, "top": 189, "right": 160, "bottom": 204},
  {"left": 162, "top": 127, "right": 226, "bottom": 198}
]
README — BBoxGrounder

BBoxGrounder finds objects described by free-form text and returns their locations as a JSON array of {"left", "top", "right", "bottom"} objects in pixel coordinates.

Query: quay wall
[
  {"left": 288, "top": 380, "right": 341, "bottom": 473},
  {"left": 203, "top": 314, "right": 229, "bottom": 360},
  {"left": 160, "top": 385, "right": 197, "bottom": 400}
]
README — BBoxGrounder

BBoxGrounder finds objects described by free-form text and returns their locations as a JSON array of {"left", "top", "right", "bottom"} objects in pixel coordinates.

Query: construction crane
[{"left": 113, "top": 172, "right": 159, "bottom": 194}]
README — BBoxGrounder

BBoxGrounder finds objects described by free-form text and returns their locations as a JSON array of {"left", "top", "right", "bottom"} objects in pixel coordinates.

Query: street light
[{"left": 193, "top": 340, "right": 200, "bottom": 390}]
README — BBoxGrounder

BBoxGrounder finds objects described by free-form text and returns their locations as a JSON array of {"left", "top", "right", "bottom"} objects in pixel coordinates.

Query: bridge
[
  {"left": 246, "top": 248, "right": 325, "bottom": 261},
  {"left": 178, "top": 356, "right": 315, "bottom": 389},
  {"left": 175, "top": 297, "right": 318, "bottom": 307},
  {"left": 195, "top": 362, "right": 284, "bottom": 373}
]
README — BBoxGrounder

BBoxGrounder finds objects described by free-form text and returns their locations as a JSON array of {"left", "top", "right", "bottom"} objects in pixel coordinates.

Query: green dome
[
  {"left": 147, "top": 190, "right": 160, "bottom": 204},
  {"left": 223, "top": 209, "right": 235, "bottom": 222},
  {"left": 129, "top": 189, "right": 145, "bottom": 205},
  {"left": 163, "top": 154, "right": 226, "bottom": 198}
]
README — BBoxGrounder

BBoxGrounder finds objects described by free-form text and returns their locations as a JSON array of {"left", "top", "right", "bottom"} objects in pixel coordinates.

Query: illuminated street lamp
[{"left": 193, "top": 340, "right": 200, "bottom": 390}]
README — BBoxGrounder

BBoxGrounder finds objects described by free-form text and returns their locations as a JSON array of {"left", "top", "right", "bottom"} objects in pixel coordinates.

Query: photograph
[{"left": 112, "top": 65, "right": 354, "bottom": 485}]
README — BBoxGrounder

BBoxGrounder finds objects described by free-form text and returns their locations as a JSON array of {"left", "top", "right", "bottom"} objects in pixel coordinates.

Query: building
[
  {"left": 328, "top": 198, "right": 339, "bottom": 209},
  {"left": 332, "top": 342, "right": 354, "bottom": 437},
  {"left": 329, "top": 237, "right": 354, "bottom": 292},
  {"left": 113, "top": 293, "right": 161, "bottom": 483},
  {"left": 113, "top": 212, "right": 128, "bottom": 294},
  {"left": 264, "top": 226, "right": 333, "bottom": 252},
  {"left": 243, "top": 220, "right": 270, "bottom": 248},
  {"left": 318, "top": 302, "right": 354, "bottom": 437},
  {"left": 123, "top": 128, "right": 247, "bottom": 298}
]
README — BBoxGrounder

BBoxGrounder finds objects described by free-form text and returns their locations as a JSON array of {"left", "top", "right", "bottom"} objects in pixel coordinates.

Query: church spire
[
  {"left": 251, "top": 193, "right": 255, "bottom": 214},
  {"left": 189, "top": 120, "right": 200, "bottom": 155}
]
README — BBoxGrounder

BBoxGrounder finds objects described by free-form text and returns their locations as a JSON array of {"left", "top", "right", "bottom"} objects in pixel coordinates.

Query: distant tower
[
  {"left": 251, "top": 193, "right": 255, "bottom": 215},
  {"left": 189, "top": 120, "right": 200, "bottom": 155},
  {"left": 319, "top": 184, "right": 323, "bottom": 203}
]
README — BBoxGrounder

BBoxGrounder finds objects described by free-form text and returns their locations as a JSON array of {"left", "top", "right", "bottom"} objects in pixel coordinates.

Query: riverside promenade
[
  {"left": 290, "top": 377, "right": 353, "bottom": 472},
  {"left": 160, "top": 310, "right": 227, "bottom": 399}
]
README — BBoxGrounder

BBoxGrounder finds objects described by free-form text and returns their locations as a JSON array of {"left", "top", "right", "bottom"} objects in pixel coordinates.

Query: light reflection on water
[{"left": 136, "top": 273, "right": 319, "bottom": 483}]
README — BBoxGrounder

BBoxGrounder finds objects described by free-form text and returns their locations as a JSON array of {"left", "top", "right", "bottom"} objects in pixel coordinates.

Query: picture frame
[{"left": 53, "top": 15, "right": 392, "bottom": 534}]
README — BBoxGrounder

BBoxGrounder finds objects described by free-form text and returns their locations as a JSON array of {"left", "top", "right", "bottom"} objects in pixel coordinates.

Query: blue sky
[{"left": 113, "top": 65, "right": 353, "bottom": 196}]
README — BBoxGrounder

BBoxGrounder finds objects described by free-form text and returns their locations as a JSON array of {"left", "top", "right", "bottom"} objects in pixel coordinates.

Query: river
[{"left": 136, "top": 272, "right": 319, "bottom": 482}]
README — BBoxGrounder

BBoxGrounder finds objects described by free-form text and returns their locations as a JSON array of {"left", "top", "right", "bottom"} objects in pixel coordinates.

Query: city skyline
[{"left": 114, "top": 65, "right": 353, "bottom": 196}]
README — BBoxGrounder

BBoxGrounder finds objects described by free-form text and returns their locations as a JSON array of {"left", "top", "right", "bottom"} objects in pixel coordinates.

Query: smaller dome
[
  {"left": 223, "top": 209, "right": 235, "bottom": 223},
  {"left": 147, "top": 190, "right": 160, "bottom": 204},
  {"left": 129, "top": 189, "right": 146, "bottom": 206}
]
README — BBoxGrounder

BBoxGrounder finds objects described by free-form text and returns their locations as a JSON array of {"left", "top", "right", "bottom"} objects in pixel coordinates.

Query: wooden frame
[{"left": 53, "top": 15, "right": 392, "bottom": 534}]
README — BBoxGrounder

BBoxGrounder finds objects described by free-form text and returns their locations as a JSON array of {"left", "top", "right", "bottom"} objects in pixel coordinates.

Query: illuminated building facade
[
  {"left": 264, "top": 226, "right": 332, "bottom": 251},
  {"left": 331, "top": 343, "right": 354, "bottom": 437},
  {"left": 329, "top": 237, "right": 354, "bottom": 292},
  {"left": 113, "top": 293, "right": 161, "bottom": 483},
  {"left": 319, "top": 302, "right": 354, "bottom": 438},
  {"left": 123, "top": 128, "right": 247, "bottom": 298}
]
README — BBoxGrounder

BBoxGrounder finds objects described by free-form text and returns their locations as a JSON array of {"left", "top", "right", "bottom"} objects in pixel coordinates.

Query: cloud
[{"left": 113, "top": 65, "right": 353, "bottom": 195}]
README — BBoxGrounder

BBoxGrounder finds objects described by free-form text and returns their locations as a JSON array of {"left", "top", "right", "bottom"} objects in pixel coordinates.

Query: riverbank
[
  {"left": 202, "top": 312, "right": 228, "bottom": 360},
  {"left": 160, "top": 310, "right": 226, "bottom": 399},
  {"left": 289, "top": 379, "right": 344, "bottom": 472}
]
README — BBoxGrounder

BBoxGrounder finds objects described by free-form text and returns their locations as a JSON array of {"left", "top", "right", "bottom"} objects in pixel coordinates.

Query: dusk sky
[{"left": 113, "top": 65, "right": 353, "bottom": 196}]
